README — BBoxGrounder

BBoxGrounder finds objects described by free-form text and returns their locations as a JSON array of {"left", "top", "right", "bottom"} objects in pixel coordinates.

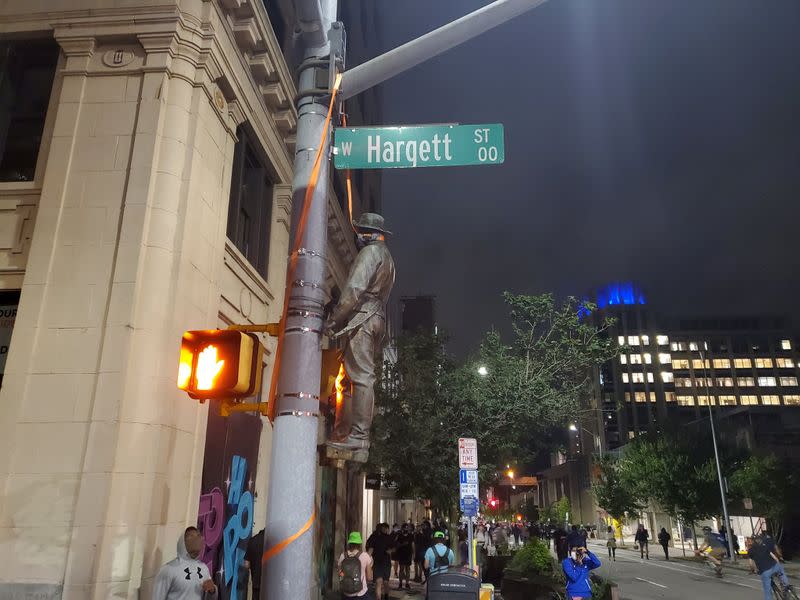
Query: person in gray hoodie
[{"left": 153, "top": 526, "right": 218, "bottom": 600}]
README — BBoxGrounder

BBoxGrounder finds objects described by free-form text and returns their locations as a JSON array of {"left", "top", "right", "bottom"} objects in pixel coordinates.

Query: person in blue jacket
[{"left": 562, "top": 546, "right": 601, "bottom": 599}]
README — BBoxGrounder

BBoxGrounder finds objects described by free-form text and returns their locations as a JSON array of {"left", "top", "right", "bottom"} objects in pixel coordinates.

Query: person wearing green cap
[
  {"left": 338, "top": 531, "right": 373, "bottom": 598},
  {"left": 424, "top": 531, "right": 454, "bottom": 580}
]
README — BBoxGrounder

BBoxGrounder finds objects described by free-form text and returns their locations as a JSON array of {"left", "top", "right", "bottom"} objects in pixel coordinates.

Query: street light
[
  {"left": 568, "top": 423, "right": 602, "bottom": 457},
  {"left": 477, "top": 365, "right": 489, "bottom": 377},
  {"left": 697, "top": 348, "right": 736, "bottom": 561}
]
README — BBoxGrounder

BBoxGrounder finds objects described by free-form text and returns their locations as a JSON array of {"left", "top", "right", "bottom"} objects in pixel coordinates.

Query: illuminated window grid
[{"left": 761, "top": 395, "right": 780, "bottom": 406}]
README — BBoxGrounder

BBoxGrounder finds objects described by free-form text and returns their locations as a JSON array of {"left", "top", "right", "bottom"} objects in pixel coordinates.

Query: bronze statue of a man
[{"left": 325, "top": 213, "right": 395, "bottom": 451}]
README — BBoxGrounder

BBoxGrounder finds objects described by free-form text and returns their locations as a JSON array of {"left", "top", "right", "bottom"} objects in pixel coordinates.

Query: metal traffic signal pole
[
  {"left": 265, "top": 1, "right": 549, "bottom": 598},
  {"left": 262, "top": 1, "right": 337, "bottom": 598}
]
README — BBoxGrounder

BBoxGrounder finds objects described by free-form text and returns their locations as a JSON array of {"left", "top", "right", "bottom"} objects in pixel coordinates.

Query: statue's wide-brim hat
[{"left": 353, "top": 212, "right": 392, "bottom": 236}]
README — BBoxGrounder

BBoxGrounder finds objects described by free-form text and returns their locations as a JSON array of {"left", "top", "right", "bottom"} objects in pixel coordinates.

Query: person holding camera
[{"left": 562, "top": 546, "right": 601, "bottom": 599}]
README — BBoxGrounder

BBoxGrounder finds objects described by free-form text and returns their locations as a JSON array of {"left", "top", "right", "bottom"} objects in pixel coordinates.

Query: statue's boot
[{"left": 326, "top": 383, "right": 372, "bottom": 450}]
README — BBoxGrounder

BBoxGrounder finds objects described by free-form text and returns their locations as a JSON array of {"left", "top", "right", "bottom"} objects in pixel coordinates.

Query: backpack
[
  {"left": 433, "top": 545, "right": 450, "bottom": 570},
  {"left": 339, "top": 552, "right": 363, "bottom": 595}
]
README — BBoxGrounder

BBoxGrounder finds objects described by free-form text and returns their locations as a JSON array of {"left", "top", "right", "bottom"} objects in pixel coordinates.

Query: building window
[
  {"left": 716, "top": 377, "right": 734, "bottom": 387},
  {"left": 761, "top": 395, "right": 780, "bottom": 406},
  {"left": 647, "top": 372, "right": 654, "bottom": 383},
  {"left": 657, "top": 335, "right": 669, "bottom": 345},
  {"left": 776, "top": 358, "right": 795, "bottom": 368},
  {"left": 737, "top": 377, "right": 756, "bottom": 387},
  {"left": 628, "top": 335, "right": 640, "bottom": 345},
  {"left": 661, "top": 372, "right": 674, "bottom": 383},
  {"left": 696, "top": 377, "right": 713, "bottom": 388},
  {"left": 0, "top": 40, "right": 59, "bottom": 181},
  {"left": 677, "top": 395, "right": 695, "bottom": 406},
  {"left": 712, "top": 359, "right": 731, "bottom": 369},
  {"left": 782, "top": 339, "right": 792, "bottom": 351},
  {"left": 755, "top": 358, "right": 774, "bottom": 369},
  {"left": 643, "top": 353, "right": 652, "bottom": 364},
  {"left": 675, "top": 377, "right": 692, "bottom": 388},
  {"left": 631, "top": 372, "right": 644, "bottom": 383},
  {"left": 718, "top": 395, "right": 736, "bottom": 406},
  {"left": 740, "top": 395, "right": 758, "bottom": 405},
  {"left": 692, "top": 359, "right": 710, "bottom": 370},
  {"left": 672, "top": 359, "right": 690, "bottom": 369},
  {"left": 226, "top": 127, "right": 274, "bottom": 278},
  {"left": 698, "top": 395, "right": 715, "bottom": 406},
  {"left": 624, "top": 392, "right": 631, "bottom": 402},
  {"left": 780, "top": 377, "right": 798, "bottom": 387},
  {"left": 628, "top": 431, "right": 636, "bottom": 439},
  {"left": 641, "top": 335, "right": 650, "bottom": 346},
  {"left": 665, "top": 392, "right": 676, "bottom": 402},
  {"left": 689, "top": 342, "right": 699, "bottom": 351},
  {"left": 629, "top": 354, "right": 642, "bottom": 364},
  {"left": 622, "top": 373, "right": 629, "bottom": 384},
  {"left": 620, "top": 354, "right": 627, "bottom": 365},
  {"left": 758, "top": 377, "right": 777, "bottom": 387},
  {"left": 658, "top": 353, "right": 671, "bottom": 364},
  {"left": 784, "top": 395, "right": 800, "bottom": 405},
  {"left": 617, "top": 336, "right": 625, "bottom": 345},
  {"left": 634, "top": 392, "right": 646, "bottom": 403},
  {"left": 734, "top": 358, "right": 752, "bottom": 369}
]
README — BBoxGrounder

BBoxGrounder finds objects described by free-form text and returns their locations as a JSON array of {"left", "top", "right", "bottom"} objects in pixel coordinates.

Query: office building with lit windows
[{"left": 590, "top": 283, "right": 800, "bottom": 458}]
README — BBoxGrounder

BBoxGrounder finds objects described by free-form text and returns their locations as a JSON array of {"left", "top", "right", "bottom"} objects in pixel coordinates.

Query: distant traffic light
[
  {"left": 488, "top": 498, "right": 498, "bottom": 508},
  {"left": 177, "top": 330, "right": 264, "bottom": 400}
]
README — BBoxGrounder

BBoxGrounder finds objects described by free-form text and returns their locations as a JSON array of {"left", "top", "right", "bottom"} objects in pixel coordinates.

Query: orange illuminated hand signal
[{"left": 196, "top": 345, "right": 225, "bottom": 390}]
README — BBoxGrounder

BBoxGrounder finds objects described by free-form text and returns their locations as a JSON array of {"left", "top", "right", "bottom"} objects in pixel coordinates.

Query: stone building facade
[{"left": 0, "top": 1, "right": 372, "bottom": 598}]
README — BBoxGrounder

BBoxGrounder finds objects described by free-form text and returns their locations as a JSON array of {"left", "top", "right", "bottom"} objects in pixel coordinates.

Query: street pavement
[
  {"left": 587, "top": 540, "right": 776, "bottom": 600},
  {"left": 375, "top": 541, "right": 800, "bottom": 599}
]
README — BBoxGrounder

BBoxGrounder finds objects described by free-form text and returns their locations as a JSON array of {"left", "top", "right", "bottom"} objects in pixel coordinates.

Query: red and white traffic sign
[{"left": 458, "top": 437, "right": 478, "bottom": 469}]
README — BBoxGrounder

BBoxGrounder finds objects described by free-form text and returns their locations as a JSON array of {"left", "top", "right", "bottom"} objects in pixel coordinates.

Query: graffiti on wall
[
  {"left": 223, "top": 455, "right": 253, "bottom": 600},
  {"left": 197, "top": 406, "right": 261, "bottom": 600},
  {"left": 198, "top": 487, "right": 225, "bottom": 575}
]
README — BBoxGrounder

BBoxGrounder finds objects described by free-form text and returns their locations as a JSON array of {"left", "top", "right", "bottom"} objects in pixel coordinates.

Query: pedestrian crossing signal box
[{"left": 177, "top": 330, "right": 264, "bottom": 401}]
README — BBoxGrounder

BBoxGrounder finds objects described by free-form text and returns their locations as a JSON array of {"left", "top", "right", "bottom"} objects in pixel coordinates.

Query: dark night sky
[{"left": 354, "top": 1, "right": 800, "bottom": 354}]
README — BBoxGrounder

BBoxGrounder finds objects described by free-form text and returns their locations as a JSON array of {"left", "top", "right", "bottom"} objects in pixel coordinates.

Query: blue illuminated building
[{"left": 596, "top": 282, "right": 646, "bottom": 309}]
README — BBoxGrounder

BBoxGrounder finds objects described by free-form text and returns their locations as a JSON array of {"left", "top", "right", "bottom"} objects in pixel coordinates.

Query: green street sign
[{"left": 333, "top": 123, "right": 504, "bottom": 170}]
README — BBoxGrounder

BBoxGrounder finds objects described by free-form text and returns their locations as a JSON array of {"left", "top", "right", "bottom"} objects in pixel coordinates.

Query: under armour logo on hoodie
[{"left": 184, "top": 567, "right": 204, "bottom": 580}]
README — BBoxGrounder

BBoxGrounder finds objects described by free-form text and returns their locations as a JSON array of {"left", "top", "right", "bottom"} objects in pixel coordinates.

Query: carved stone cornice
[{"left": 213, "top": 0, "right": 297, "bottom": 149}]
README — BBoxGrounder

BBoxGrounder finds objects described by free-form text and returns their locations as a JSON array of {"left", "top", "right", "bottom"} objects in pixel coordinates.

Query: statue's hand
[{"left": 324, "top": 318, "right": 339, "bottom": 337}]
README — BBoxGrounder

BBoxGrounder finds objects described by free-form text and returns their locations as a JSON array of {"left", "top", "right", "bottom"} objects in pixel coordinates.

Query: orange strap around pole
[
  {"left": 262, "top": 510, "right": 316, "bottom": 563},
  {"left": 341, "top": 111, "right": 355, "bottom": 228},
  {"left": 267, "top": 74, "right": 343, "bottom": 421}
]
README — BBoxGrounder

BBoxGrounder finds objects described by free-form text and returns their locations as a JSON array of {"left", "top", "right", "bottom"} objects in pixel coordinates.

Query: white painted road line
[
  {"left": 635, "top": 576, "right": 668, "bottom": 588},
  {"left": 613, "top": 554, "right": 759, "bottom": 589}
]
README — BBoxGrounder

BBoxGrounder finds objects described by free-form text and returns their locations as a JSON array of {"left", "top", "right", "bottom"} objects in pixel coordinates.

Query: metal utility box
[{"left": 427, "top": 569, "right": 480, "bottom": 600}]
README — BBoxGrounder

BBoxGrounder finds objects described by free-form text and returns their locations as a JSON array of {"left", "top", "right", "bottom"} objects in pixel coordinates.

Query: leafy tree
[
  {"left": 540, "top": 496, "right": 571, "bottom": 526},
  {"left": 619, "top": 435, "right": 720, "bottom": 541},
  {"left": 729, "top": 455, "right": 796, "bottom": 542},
  {"left": 593, "top": 456, "right": 645, "bottom": 523},
  {"left": 370, "top": 293, "right": 618, "bottom": 515},
  {"left": 521, "top": 495, "right": 540, "bottom": 522}
]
